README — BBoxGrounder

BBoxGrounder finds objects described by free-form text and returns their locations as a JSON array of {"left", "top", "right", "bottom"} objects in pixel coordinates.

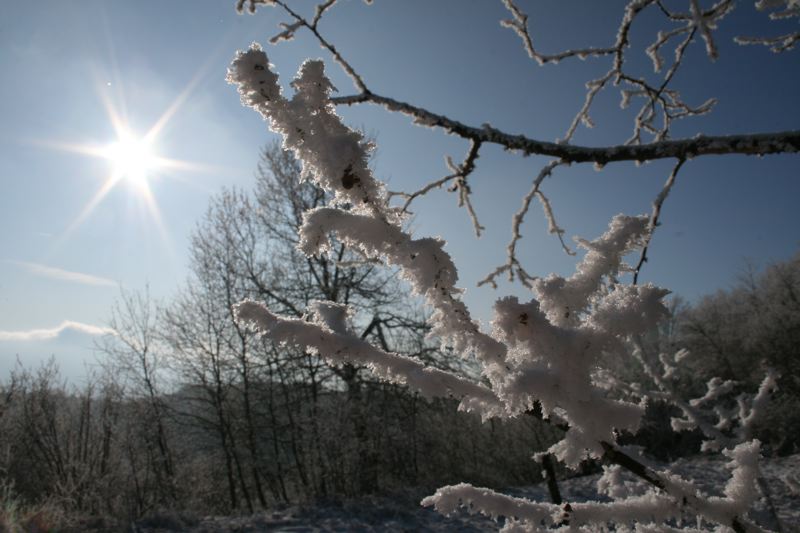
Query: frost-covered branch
[
  {"left": 735, "top": 31, "right": 800, "bottom": 51},
  {"left": 298, "top": 207, "right": 508, "bottom": 381},
  {"left": 479, "top": 159, "right": 569, "bottom": 290},
  {"left": 235, "top": 299, "right": 504, "bottom": 417},
  {"left": 498, "top": 0, "right": 616, "bottom": 65},
  {"left": 632, "top": 337, "right": 784, "bottom": 530},
  {"left": 484, "top": 215, "right": 680, "bottom": 466},
  {"left": 239, "top": 0, "right": 370, "bottom": 92},
  {"left": 332, "top": 90, "right": 800, "bottom": 163},
  {"left": 633, "top": 158, "right": 686, "bottom": 285},
  {"left": 423, "top": 441, "right": 763, "bottom": 532},
  {"left": 498, "top": 0, "right": 730, "bottom": 145},
  {"left": 739, "top": 370, "right": 780, "bottom": 441},
  {"left": 735, "top": 0, "right": 800, "bottom": 52},
  {"left": 389, "top": 140, "right": 485, "bottom": 237},
  {"left": 635, "top": 338, "right": 780, "bottom": 452},
  {"left": 228, "top": 46, "right": 509, "bottom": 386},
  {"left": 228, "top": 46, "right": 666, "bottom": 466}
]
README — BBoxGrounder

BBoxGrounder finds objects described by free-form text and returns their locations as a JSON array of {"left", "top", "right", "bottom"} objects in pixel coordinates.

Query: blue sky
[{"left": 1, "top": 1, "right": 798, "bottom": 381}]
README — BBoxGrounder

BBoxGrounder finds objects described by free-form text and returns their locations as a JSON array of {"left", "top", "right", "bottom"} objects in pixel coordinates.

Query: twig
[
  {"left": 479, "top": 160, "right": 563, "bottom": 289},
  {"left": 633, "top": 158, "right": 685, "bottom": 285},
  {"left": 269, "top": 0, "right": 369, "bottom": 92},
  {"left": 498, "top": 0, "right": 616, "bottom": 65},
  {"left": 390, "top": 141, "right": 485, "bottom": 237}
]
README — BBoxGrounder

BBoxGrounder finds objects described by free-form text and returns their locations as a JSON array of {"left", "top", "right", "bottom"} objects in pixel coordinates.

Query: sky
[{"left": 1, "top": 1, "right": 798, "bottom": 382}]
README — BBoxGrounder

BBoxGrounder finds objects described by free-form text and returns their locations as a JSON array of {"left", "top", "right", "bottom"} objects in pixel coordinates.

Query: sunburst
[
  {"left": 39, "top": 72, "right": 213, "bottom": 250},
  {"left": 103, "top": 131, "right": 158, "bottom": 191}
]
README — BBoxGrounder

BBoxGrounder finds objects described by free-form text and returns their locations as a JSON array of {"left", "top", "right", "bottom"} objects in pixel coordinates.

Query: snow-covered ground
[{"left": 133, "top": 453, "right": 800, "bottom": 532}]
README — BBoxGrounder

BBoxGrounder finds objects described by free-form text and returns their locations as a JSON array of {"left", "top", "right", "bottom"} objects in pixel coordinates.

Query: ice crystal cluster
[{"left": 228, "top": 44, "right": 769, "bottom": 532}]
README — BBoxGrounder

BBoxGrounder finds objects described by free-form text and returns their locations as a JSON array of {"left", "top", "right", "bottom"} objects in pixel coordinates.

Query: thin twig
[
  {"left": 499, "top": 0, "right": 616, "bottom": 65},
  {"left": 479, "top": 159, "right": 563, "bottom": 289},
  {"left": 633, "top": 158, "right": 685, "bottom": 285},
  {"left": 389, "top": 140, "right": 485, "bottom": 236},
  {"left": 271, "top": 0, "right": 369, "bottom": 92}
]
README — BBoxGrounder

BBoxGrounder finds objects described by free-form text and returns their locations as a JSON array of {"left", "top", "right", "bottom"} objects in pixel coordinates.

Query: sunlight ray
[
  {"left": 153, "top": 156, "right": 222, "bottom": 173},
  {"left": 144, "top": 73, "right": 201, "bottom": 144},
  {"left": 140, "top": 184, "right": 174, "bottom": 260},
  {"left": 98, "top": 88, "right": 129, "bottom": 141},
  {"left": 27, "top": 139, "right": 109, "bottom": 159},
  {"left": 144, "top": 38, "right": 225, "bottom": 144},
  {"left": 56, "top": 173, "right": 123, "bottom": 249}
]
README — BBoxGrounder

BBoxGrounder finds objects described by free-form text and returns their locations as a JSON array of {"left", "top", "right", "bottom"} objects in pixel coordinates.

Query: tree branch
[
  {"left": 633, "top": 157, "right": 686, "bottom": 285},
  {"left": 333, "top": 91, "right": 800, "bottom": 163}
]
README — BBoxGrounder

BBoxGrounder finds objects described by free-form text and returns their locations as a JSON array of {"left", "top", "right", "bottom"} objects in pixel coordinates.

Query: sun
[
  {"left": 38, "top": 68, "right": 217, "bottom": 251},
  {"left": 103, "top": 132, "right": 158, "bottom": 189}
]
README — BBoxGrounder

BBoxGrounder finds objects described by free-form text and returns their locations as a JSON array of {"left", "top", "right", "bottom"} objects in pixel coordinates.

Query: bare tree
[
  {"left": 98, "top": 288, "right": 177, "bottom": 508},
  {"left": 162, "top": 142, "right": 460, "bottom": 505},
  {"left": 677, "top": 253, "right": 800, "bottom": 453},
  {"left": 2, "top": 362, "right": 125, "bottom": 518}
]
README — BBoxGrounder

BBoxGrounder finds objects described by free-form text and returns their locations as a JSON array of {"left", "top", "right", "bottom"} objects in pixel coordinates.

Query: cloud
[
  {"left": 0, "top": 321, "right": 114, "bottom": 342},
  {"left": 6, "top": 260, "right": 117, "bottom": 287}
]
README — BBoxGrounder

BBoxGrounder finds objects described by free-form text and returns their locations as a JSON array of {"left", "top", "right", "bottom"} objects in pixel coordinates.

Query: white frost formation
[{"left": 228, "top": 44, "right": 770, "bottom": 532}]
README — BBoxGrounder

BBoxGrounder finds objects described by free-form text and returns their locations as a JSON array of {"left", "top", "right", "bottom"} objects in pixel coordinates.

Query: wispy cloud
[
  {"left": 0, "top": 321, "right": 114, "bottom": 342},
  {"left": 6, "top": 260, "right": 117, "bottom": 287}
]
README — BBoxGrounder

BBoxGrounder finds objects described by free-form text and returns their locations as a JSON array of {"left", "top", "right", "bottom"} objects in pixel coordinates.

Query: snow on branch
[
  {"left": 227, "top": 44, "right": 392, "bottom": 221},
  {"left": 228, "top": 45, "right": 508, "bottom": 385},
  {"left": 332, "top": 91, "right": 800, "bottom": 164},
  {"left": 422, "top": 442, "right": 763, "bottom": 532},
  {"left": 491, "top": 215, "right": 671, "bottom": 465},
  {"left": 735, "top": 0, "right": 800, "bottom": 52},
  {"left": 423, "top": 484, "right": 682, "bottom": 530},
  {"left": 234, "top": 300, "right": 505, "bottom": 417},
  {"left": 739, "top": 369, "right": 780, "bottom": 441},
  {"left": 702, "top": 441, "right": 765, "bottom": 527},
  {"left": 534, "top": 214, "right": 652, "bottom": 327},
  {"left": 298, "top": 207, "right": 508, "bottom": 380},
  {"left": 636, "top": 335, "right": 780, "bottom": 454}
]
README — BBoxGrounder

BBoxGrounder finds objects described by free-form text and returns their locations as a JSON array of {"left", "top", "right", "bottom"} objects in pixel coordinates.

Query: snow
[
  {"left": 234, "top": 300, "right": 506, "bottom": 418},
  {"left": 130, "top": 453, "right": 800, "bottom": 532}
]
